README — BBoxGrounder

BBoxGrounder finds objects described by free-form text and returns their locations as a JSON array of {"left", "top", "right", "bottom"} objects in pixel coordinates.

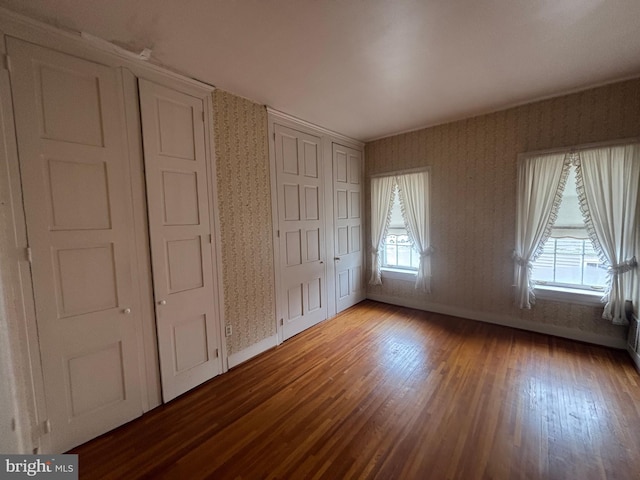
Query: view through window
[
  {"left": 531, "top": 165, "right": 607, "bottom": 290},
  {"left": 381, "top": 186, "right": 419, "bottom": 271}
]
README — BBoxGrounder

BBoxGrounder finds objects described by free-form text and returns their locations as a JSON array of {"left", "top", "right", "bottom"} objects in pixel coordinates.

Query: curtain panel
[
  {"left": 397, "top": 171, "right": 432, "bottom": 292},
  {"left": 576, "top": 144, "right": 640, "bottom": 324},
  {"left": 369, "top": 175, "right": 395, "bottom": 285},
  {"left": 514, "top": 153, "right": 570, "bottom": 308}
]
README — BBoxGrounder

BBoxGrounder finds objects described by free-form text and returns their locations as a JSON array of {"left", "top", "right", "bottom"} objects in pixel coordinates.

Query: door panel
[
  {"left": 333, "top": 143, "right": 365, "bottom": 312},
  {"left": 138, "top": 79, "right": 221, "bottom": 402},
  {"left": 275, "top": 124, "right": 327, "bottom": 340},
  {"left": 8, "top": 37, "right": 144, "bottom": 452}
]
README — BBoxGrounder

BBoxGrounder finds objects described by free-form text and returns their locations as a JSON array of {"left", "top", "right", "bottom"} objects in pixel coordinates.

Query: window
[
  {"left": 369, "top": 170, "right": 431, "bottom": 291},
  {"left": 514, "top": 142, "right": 639, "bottom": 323},
  {"left": 381, "top": 186, "right": 419, "bottom": 271},
  {"left": 530, "top": 165, "right": 607, "bottom": 292}
]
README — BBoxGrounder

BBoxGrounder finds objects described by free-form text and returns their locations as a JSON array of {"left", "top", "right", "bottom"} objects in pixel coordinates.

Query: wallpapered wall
[
  {"left": 366, "top": 78, "right": 640, "bottom": 343},
  {"left": 212, "top": 89, "right": 276, "bottom": 355}
]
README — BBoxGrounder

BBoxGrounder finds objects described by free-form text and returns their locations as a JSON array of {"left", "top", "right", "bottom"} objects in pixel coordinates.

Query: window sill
[
  {"left": 381, "top": 268, "right": 417, "bottom": 282},
  {"left": 534, "top": 285, "right": 604, "bottom": 307}
]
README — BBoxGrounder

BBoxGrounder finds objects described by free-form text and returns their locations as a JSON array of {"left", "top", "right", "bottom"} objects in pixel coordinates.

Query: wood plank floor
[{"left": 71, "top": 300, "right": 640, "bottom": 479}]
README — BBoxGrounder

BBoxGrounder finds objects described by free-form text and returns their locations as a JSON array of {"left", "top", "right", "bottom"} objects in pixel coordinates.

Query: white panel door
[
  {"left": 333, "top": 143, "right": 365, "bottom": 312},
  {"left": 138, "top": 79, "right": 221, "bottom": 402},
  {"left": 8, "top": 38, "right": 144, "bottom": 452},
  {"left": 275, "top": 124, "right": 327, "bottom": 340}
]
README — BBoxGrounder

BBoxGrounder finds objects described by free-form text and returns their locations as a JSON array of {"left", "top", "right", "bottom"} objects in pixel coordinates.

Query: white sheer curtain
[
  {"left": 369, "top": 175, "right": 395, "bottom": 285},
  {"left": 576, "top": 144, "right": 640, "bottom": 324},
  {"left": 514, "top": 153, "right": 570, "bottom": 308},
  {"left": 397, "top": 171, "right": 432, "bottom": 292}
]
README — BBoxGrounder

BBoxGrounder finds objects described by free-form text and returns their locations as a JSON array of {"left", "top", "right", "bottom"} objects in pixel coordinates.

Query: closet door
[
  {"left": 274, "top": 124, "right": 327, "bottom": 340},
  {"left": 333, "top": 143, "right": 365, "bottom": 312},
  {"left": 138, "top": 79, "right": 221, "bottom": 402},
  {"left": 8, "top": 37, "right": 144, "bottom": 452}
]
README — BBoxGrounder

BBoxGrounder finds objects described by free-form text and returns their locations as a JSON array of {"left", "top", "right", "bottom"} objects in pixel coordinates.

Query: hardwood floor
[{"left": 71, "top": 300, "right": 640, "bottom": 479}]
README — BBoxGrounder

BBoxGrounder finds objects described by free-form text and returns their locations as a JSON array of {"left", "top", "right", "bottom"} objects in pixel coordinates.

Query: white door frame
[
  {"left": 0, "top": 24, "right": 46, "bottom": 454},
  {"left": 0, "top": 7, "right": 226, "bottom": 453},
  {"left": 266, "top": 108, "right": 363, "bottom": 343}
]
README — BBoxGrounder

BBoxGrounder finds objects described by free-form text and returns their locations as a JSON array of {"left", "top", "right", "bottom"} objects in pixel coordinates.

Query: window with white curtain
[
  {"left": 531, "top": 165, "right": 607, "bottom": 291},
  {"left": 514, "top": 142, "right": 639, "bottom": 325},
  {"left": 381, "top": 185, "right": 419, "bottom": 271},
  {"left": 369, "top": 169, "right": 431, "bottom": 291}
]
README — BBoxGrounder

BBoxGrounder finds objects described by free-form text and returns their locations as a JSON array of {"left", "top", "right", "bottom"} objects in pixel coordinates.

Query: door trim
[
  {"left": 0, "top": 7, "right": 213, "bottom": 92},
  {"left": 204, "top": 93, "right": 229, "bottom": 372},
  {"left": 0, "top": 26, "right": 48, "bottom": 454},
  {"left": 266, "top": 107, "right": 363, "bottom": 149},
  {"left": 120, "top": 70, "right": 162, "bottom": 409}
]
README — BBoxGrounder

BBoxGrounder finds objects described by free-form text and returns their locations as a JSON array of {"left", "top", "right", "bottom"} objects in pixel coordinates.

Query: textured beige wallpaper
[
  {"left": 366, "top": 78, "right": 640, "bottom": 342},
  {"left": 212, "top": 89, "right": 276, "bottom": 355}
]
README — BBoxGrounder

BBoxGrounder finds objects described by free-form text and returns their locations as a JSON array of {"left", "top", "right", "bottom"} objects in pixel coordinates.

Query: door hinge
[
  {"left": 280, "top": 318, "right": 284, "bottom": 326},
  {"left": 215, "top": 348, "right": 219, "bottom": 358},
  {"left": 273, "top": 132, "right": 276, "bottom": 141},
  {"left": 2, "top": 54, "right": 10, "bottom": 72},
  {"left": 208, "top": 233, "right": 212, "bottom": 243},
  {"left": 33, "top": 419, "right": 51, "bottom": 438},
  {"left": 201, "top": 111, "right": 205, "bottom": 122},
  {"left": 26, "top": 247, "right": 33, "bottom": 263}
]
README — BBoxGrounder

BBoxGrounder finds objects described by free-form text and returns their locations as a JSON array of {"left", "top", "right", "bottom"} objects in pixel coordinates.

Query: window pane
[
  {"left": 397, "top": 245, "right": 412, "bottom": 267},
  {"left": 381, "top": 231, "right": 418, "bottom": 271},
  {"left": 531, "top": 236, "right": 607, "bottom": 289},
  {"left": 411, "top": 251, "right": 420, "bottom": 269},
  {"left": 584, "top": 262, "right": 607, "bottom": 287},
  {"left": 554, "top": 238, "right": 582, "bottom": 284},
  {"left": 531, "top": 239, "right": 554, "bottom": 282},
  {"left": 583, "top": 242, "right": 607, "bottom": 287},
  {"left": 385, "top": 243, "right": 397, "bottom": 266}
]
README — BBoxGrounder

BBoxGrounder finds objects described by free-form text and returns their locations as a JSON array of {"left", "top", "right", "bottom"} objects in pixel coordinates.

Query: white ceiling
[{"left": 2, "top": 0, "right": 640, "bottom": 141}]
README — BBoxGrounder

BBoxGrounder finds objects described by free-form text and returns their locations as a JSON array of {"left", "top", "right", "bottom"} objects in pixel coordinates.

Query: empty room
[{"left": 1, "top": 1, "right": 639, "bottom": 479}]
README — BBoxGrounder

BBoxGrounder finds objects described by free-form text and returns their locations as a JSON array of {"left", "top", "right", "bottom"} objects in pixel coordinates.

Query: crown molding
[
  {"left": 266, "top": 107, "right": 364, "bottom": 147},
  {"left": 0, "top": 6, "right": 214, "bottom": 92}
]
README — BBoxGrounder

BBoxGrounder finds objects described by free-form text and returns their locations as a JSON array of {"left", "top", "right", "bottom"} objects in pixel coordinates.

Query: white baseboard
[
  {"left": 627, "top": 345, "right": 640, "bottom": 373},
  {"left": 227, "top": 334, "right": 278, "bottom": 369},
  {"left": 366, "top": 294, "right": 627, "bottom": 350}
]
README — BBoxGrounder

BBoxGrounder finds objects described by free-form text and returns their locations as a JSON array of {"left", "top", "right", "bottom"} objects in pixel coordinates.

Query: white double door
[
  {"left": 9, "top": 38, "right": 222, "bottom": 451},
  {"left": 274, "top": 124, "right": 364, "bottom": 341},
  {"left": 9, "top": 38, "right": 146, "bottom": 452}
]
